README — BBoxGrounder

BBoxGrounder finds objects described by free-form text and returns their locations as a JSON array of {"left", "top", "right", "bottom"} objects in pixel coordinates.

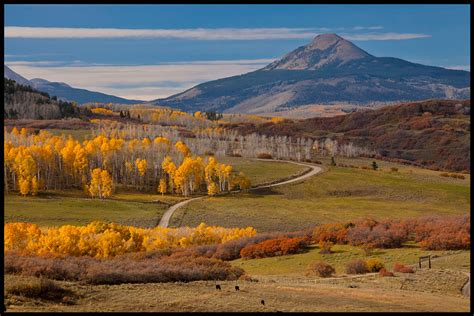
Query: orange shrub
[
  {"left": 313, "top": 223, "right": 350, "bottom": 244},
  {"left": 393, "top": 263, "right": 414, "bottom": 273},
  {"left": 240, "top": 237, "right": 308, "bottom": 259},
  {"left": 379, "top": 268, "right": 395, "bottom": 277}
]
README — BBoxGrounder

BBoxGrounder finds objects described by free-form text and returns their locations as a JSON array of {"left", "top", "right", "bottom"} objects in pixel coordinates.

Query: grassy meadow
[
  {"left": 232, "top": 243, "right": 471, "bottom": 276},
  {"left": 4, "top": 157, "right": 307, "bottom": 228},
  {"left": 170, "top": 157, "right": 470, "bottom": 231}
]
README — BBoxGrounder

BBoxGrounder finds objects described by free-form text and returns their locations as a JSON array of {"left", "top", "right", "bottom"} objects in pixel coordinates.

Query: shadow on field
[{"left": 248, "top": 187, "right": 283, "bottom": 196}]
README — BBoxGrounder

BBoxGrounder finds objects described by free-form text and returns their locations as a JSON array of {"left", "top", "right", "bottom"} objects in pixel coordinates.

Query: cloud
[
  {"left": 5, "top": 26, "right": 430, "bottom": 41},
  {"left": 5, "top": 59, "right": 276, "bottom": 100},
  {"left": 5, "top": 26, "right": 320, "bottom": 40},
  {"left": 352, "top": 26, "right": 384, "bottom": 30},
  {"left": 445, "top": 65, "right": 470, "bottom": 71},
  {"left": 342, "top": 32, "right": 431, "bottom": 41}
]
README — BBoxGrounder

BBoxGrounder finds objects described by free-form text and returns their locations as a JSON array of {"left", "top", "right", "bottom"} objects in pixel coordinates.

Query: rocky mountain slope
[{"left": 154, "top": 34, "right": 470, "bottom": 114}]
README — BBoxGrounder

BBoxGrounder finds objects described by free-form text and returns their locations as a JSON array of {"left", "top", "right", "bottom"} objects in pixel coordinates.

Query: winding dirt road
[{"left": 157, "top": 159, "right": 322, "bottom": 228}]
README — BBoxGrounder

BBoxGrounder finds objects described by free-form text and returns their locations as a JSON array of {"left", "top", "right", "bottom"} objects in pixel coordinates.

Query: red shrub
[
  {"left": 346, "top": 220, "right": 409, "bottom": 249},
  {"left": 393, "top": 263, "right": 414, "bottom": 273},
  {"left": 409, "top": 215, "right": 470, "bottom": 250},
  {"left": 379, "top": 268, "right": 394, "bottom": 277},
  {"left": 240, "top": 237, "right": 308, "bottom": 259}
]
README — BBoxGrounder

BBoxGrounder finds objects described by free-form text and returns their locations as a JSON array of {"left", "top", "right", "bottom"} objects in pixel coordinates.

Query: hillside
[
  {"left": 4, "top": 65, "right": 142, "bottom": 105},
  {"left": 225, "top": 99, "right": 471, "bottom": 172},
  {"left": 154, "top": 34, "right": 470, "bottom": 114},
  {"left": 4, "top": 78, "right": 81, "bottom": 120}
]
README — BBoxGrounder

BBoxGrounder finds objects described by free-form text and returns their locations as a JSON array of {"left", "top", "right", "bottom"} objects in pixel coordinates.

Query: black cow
[
  {"left": 215, "top": 284, "right": 221, "bottom": 290},
  {"left": 235, "top": 285, "right": 240, "bottom": 291}
]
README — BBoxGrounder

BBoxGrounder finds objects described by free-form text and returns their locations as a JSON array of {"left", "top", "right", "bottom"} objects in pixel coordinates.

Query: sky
[{"left": 4, "top": 4, "right": 471, "bottom": 101}]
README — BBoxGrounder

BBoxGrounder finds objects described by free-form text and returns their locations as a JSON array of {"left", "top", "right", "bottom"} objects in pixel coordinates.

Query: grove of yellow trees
[
  {"left": 4, "top": 127, "right": 250, "bottom": 198},
  {"left": 4, "top": 221, "right": 257, "bottom": 258}
]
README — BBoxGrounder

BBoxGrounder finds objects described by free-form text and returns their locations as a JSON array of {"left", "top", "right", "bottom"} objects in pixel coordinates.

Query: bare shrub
[
  {"left": 318, "top": 241, "right": 334, "bottom": 254},
  {"left": 5, "top": 277, "right": 75, "bottom": 301},
  {"left": 307, "top": 261, "right": 335, "bottom": 278},
  {"left": 345, "top": 259, "right": 369, "bottom": 275},
  {"left": 4, "top": 253, "right": 244, "bottom": 285},
  {"left": 257, "top": 153, "right": 273, "bottom": 159}
]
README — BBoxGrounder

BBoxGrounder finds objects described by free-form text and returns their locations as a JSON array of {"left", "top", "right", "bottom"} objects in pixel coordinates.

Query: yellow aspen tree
[
  {"left": 158, "top": 178, "right": 167, "bottom": 195},
  {"left": 207, "top": 181, "right": 218, "bottom": 196},
  {"left": 205, "top": 156, "right": 217, "bottom": 184},
  {"left": 175, "top": 141, "right": 190, "bottom": 157},
  {"left": 162, "top": 156, "right": 177, "bottom": 193},
  {"left": 100, "top": 169, "right": 114, "bottom": 198},
  {"left": 135, "top": 158, "right": 147, "bottom": 177},
  {"left": 31, "top": 176, "right": 39, "bottom": 196},
  {"left": 73, "top": 144, "right": 88, "bottom": 180},
  {"left": 19, "top": 178, "right": 31, "bottom": 196},
  {"left": 88, "top": 168, "right": 102, "bottom": 198}
]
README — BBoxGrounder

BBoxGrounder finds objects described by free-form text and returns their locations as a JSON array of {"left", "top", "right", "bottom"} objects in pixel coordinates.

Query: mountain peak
[{"left": 263, "top": 33, "right": 372, "bottom": 71}]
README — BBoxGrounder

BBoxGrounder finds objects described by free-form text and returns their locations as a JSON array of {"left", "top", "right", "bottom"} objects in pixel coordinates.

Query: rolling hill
[
  {"left": 154, "top": 34, "right": 470, "bottom": 114},
  {"left": 225, "top": 99, "right": 471, "bottom": 172},
  {"left": 4, "top": 65, "right": 142, "bottom": 105}
]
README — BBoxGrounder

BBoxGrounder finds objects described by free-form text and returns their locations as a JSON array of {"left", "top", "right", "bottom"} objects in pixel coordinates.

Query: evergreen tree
[{"left": 372, "top": 161, "right": 378, "bottom": 170}]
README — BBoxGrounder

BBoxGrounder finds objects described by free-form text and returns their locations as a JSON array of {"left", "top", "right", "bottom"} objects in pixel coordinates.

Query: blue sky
[{"left": 4, "top": 4, "right": 470, "bottom": 100}]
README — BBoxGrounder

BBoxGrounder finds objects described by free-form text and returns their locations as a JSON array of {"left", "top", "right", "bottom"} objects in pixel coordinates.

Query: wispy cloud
[
  {"left": 445, "top": 65, "right": 470, "bottom": 71},
  {"left": 352, "top": 26, "right": 384, "bottom": 31},
  {"left": 5, "top": 26, "right": 430, "bottom": 41},
  {"left": 5, "top": 59, "right": 276, "bottom": 100},
  {"left": 5, "top": 26, "right": 322, "bottom": 40},
  {"left": 342, "top": 32, "right": 431, "bottom": 41}
]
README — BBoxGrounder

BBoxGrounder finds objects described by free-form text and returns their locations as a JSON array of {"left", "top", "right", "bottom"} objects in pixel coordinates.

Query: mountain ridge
[
  {"left": 4, "top": 65, "right": 142, "bottom": 105},
  {"left": 154, "top": 33, "right": 470, "bottom": 114}
]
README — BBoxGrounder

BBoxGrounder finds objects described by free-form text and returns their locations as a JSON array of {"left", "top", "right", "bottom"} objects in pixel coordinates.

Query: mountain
[
  {"left": 4, "top": 65, "right": 142, "bottom": 105},
  {"left": 226, "top": 99, "right": 471, "bottom": 172},
  {"left": 154, "top": 34, "right": 470, "bottom": 114},
  {"left": 4, "top": 65, "right": 31, "bottom": 86}
]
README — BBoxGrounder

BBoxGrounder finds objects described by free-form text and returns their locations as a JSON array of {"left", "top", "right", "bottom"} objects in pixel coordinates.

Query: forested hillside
[
  {"left": 4, "top": 78, "right": 82, "bottom": 120},
  {"left": 226, "top": 100, "right": 471, "bottom": 172}
]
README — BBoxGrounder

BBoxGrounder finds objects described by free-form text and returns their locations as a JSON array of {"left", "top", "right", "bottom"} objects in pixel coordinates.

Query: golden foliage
[{"left": 4, "top": 222, "right": 257, "bottom": 258}]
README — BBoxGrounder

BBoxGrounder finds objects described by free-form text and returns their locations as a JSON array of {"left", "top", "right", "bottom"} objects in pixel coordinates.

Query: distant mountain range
[
  {"left": 4, "top": 65, "right": 142, "bottom": 105},
  {"left": 154, "top": 33, "right": 470, "bottom": 114}
]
